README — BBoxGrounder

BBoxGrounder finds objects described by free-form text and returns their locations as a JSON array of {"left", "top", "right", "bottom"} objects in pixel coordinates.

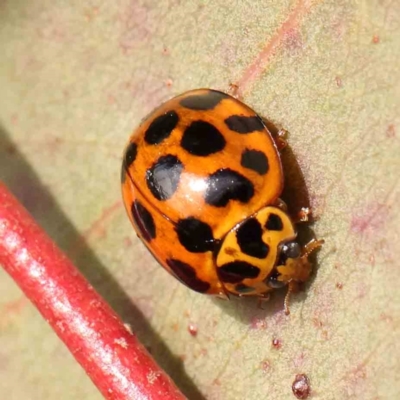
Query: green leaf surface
[{"left": 1, "top": 1, "right": 399, "bottom": 399}]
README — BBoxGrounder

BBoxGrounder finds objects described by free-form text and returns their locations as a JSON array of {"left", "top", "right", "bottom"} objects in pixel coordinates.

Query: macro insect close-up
[
  {"left": 121, "top": 89, "right": 324, "bottom": 314},
  {"left": 1, "top": 1, "right": 399, "bottom": 399}
]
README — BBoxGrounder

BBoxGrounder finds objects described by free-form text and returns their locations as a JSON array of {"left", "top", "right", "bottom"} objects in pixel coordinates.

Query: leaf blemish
[{"left": 350, "top": 203, "right": 388, "bottom": 237}]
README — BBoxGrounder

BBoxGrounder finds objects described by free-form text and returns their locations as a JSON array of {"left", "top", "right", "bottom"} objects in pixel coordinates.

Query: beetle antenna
[
  {"left": 284, "top": 282, "right": 294, "bottom": 315},
  {"left": 302, "top": 239, "right": 325, "bottom": 258}
]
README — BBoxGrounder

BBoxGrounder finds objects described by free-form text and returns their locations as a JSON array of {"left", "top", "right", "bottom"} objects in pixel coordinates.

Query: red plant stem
[{"left": 0, "top": 182, "right": 186, "bottom": 400}]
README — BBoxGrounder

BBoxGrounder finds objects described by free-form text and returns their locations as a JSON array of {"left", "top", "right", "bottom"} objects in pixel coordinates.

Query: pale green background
[{"left": 1, "top": 1, "right": 399, "bottom": 399}]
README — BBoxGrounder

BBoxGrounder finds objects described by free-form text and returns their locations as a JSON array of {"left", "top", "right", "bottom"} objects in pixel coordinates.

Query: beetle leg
[
  {"left": 257, "top": 292, "right": 271, "bottom": 309},
  {"left": 260, "top": 119, "right": 288, "bottom": 151},
  {"left": 227, "top": 83, "right": 242, "bottom": 100},
  {"left": 273, "top": 129, "right": 288, "bottom": 151},
  {"left": 293, "top": 207, "right": 311, "bottom": 223}
]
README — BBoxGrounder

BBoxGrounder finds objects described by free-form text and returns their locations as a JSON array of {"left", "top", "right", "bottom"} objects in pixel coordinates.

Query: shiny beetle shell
[{"left": 121, "top": 89, "right": 322, "bottom": 302}]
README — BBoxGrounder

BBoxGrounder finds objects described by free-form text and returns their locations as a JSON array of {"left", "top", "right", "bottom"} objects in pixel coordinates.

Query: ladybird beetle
[{"left": 121, "top": 89, "right": 323, "bottom": 314}]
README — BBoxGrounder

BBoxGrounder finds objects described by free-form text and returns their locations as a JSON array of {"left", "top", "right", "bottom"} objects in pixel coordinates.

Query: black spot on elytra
[
  {"left": 224, "top": 115, "right": 265, "bottom": 134},
  {"left": 123, "top": 142, "right": 138, "bottom": 169},
  {"left": 266, "top": 270, "right": 286, "bottom": 289},
  {"left": 181, "top": 121, "right": 226, "bottom": 156},
  {"left": 166, "top": 258, "right": 211, "bottom": 293},
  {"left": 121, "top": 142, "right": 138, "bottom": 183},
  {"left": 131, "top": 200, "right": 156, "bottom": 242},
  {"left": 146, "top": 155, "right": 183, "bottom": 201},
  {"left": 204, "top": 169, "right": 254, "bottom": 207},
  {"left": 236, "top": 218, "right": 270, "bottom": 259},
  {"left": 179, "top": 90, "right": 228, "bottom": 110},
  {"left": 235, "top": 283, "right": 255, "bottom": 294},
  {"left": 218, "top": 261, "right": 260, "bottom": 283},
  {"left": 175, "top": 217, "right": 215, "bottom": 253},
  {"left": 144, "top": 110, "right": 179, "bottom": 145},
  {"left": 241, "top": 149, "right": 269, "bottom": 175},
  {"left": 265, "top": 213, "right": 283, "bottom": 231}
]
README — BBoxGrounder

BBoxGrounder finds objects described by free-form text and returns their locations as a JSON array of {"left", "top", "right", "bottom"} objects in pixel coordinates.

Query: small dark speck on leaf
[
  {"left": 272, "top": 338, "right": 282, "bottom": 349},
  {"left": 188, "top": 323, "right": 198, "bottom": 337},
  {"left": 292, "top": 374, "right": 311, "bottom": 399},
  {"left": 260, "top": 360, "right": 271, "bottom": 373},
  {"left": 387, "top": 124, "right": 396, "bottom": 138}
]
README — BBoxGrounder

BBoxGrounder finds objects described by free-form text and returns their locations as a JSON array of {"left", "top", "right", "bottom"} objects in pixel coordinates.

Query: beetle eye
[
  {"left": 266, "top": 270, "right": 286, "bottom": 289},
  {"left": 281, "top": 242, "right": 301, "bottom": 259}
]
